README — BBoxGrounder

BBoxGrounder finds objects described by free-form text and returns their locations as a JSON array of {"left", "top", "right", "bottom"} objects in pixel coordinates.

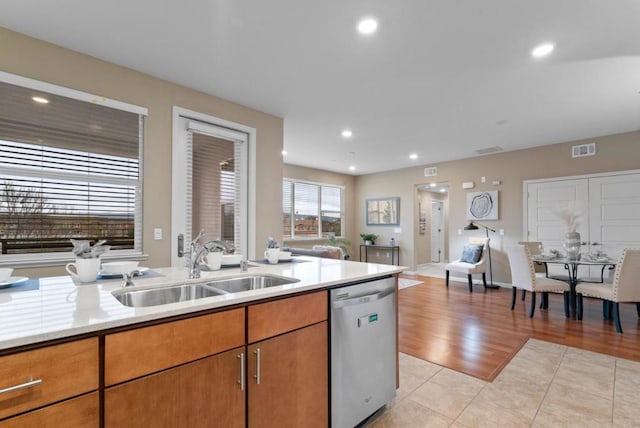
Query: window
[
  {"left": 282, "top": 179, "right": 344, "bottom": 239},
  {"left": 0, "top": 73, "right": 146, "bottom": 263}
]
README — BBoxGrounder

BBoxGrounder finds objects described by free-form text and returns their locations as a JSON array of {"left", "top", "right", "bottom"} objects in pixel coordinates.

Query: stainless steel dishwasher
[{"left": 330, "top": 276, "right": 397, "bottom": 428}]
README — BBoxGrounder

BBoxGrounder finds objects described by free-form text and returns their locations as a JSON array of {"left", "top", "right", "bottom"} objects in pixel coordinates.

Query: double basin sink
[{"left": 113, "top": 274, "right": 300, "bottom": 308}]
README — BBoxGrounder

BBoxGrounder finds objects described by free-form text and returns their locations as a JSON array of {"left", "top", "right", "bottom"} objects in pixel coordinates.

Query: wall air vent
[
  {"left": 572, "top": 143, "right": 596, "bottom": 158},
  {"left": 424, "top": 167, "right": 437, "bottom": 177},
  {"left": 475, "top": 146, "right": 504, "bottom": 155}
]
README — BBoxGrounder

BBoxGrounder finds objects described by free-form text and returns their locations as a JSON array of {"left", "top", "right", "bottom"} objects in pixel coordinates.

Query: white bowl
[
  {"left": 221, "top": 254, "right": 243, "bottom": 265},
  {"left": 278, "top": 251, "right": 292, "bottom": 261},
  {"left": 0, "top": 268, "right": 14, "bottom": 282},
  {"left": 101, "top": 261, "right": 140, "bottom": 275}
]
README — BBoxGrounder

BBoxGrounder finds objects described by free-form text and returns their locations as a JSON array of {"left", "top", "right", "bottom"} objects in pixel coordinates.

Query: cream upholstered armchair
[
  {"left": 576, "top": 248, "right": 640, "bottom": 333},
  {"left": 445, "top": 237, "right": 489, "bottom": 292},
  {"left": 506, "top": 244, "right": 570, "bottom": 318}
]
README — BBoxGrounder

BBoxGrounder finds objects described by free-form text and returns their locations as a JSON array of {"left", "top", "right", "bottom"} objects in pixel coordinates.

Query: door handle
[
  {"left": 237, "top": 352, "right": 245, "bottom": 391},
  {"left": 591, "top": 242, "right": 600, "bottom": 246},
  {"left": 253, "top": 348, "right": 261, "bottom": 385},
  {"left": 332, "top": 288, "right": 394, "bottom": 308},
  {"left": 177, "top": 234, "right": 184, "bottom": 257}
]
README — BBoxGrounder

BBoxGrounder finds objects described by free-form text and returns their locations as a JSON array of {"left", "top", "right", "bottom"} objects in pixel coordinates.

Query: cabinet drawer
[
  {"left": 105, "top": 308, "right": 245, "bottom": 385},
  {"left": 248, "top": 291, "right": 327, "bottom": 343},
  {"left": 0, "top": 392, "right": 98, "bottom": 428},
  {"left": 0, "top": 338, "right": 98, "bottom": 420}
]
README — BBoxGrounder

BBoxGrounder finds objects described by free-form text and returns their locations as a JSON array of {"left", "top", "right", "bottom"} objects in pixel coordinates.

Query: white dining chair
[
  {"left": 507, "top": 244, "right": 570, "bottom": 318},
  {"left": 445, "top": 237, "right": 489, "bottom": 292},
  {"left": 576, "top": 248, "right": 640, "bottom": 333}
]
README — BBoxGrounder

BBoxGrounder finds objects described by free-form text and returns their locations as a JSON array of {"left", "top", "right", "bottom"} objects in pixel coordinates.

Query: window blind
[
  {"left": 190, "top": 130, "right": 243, "bottom": 252},
  {"left": 0, "top": 79, "right": 143, "bottom": 258}
]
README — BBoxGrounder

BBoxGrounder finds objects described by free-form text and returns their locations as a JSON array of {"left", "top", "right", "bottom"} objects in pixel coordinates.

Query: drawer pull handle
[
  {"left": 237, "top": 352, "right": 245, "bottom": 391},
  {"left": 0, "top": 379, "right": 43, "bottom": 395},
  {"left": 253, "top": 348, "right": 261, "bottom": 385}
]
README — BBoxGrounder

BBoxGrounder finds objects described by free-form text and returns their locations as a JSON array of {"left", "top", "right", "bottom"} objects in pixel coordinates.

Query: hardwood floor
[{"left": 399, "top": 275, "right": 640, "bottom": 382}]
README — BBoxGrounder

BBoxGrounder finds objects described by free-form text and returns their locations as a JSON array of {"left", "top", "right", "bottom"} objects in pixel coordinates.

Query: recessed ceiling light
[
  {"left": 357, "top": 18, "right": 378, "bottom": 35},
  {"left": 409, "top": 153, "right": 418, "bottom": 160},
  {"left": 349, "top": 165, "right": 356, "bottom": 171},
  {"left": 281, "top": 150, "right": 288, "bottom": 156},
  {"left": 429, "top": 183, "right": 437, "bottom": 188},
  {"left": 341, "top": 129, "right": 353, "bottom": 138},
  {"left": 32, "top": 96, "right": 49, "bottom": 104},
  {"left": 531, "top": 43, "right": 554, "bottom": 58}
]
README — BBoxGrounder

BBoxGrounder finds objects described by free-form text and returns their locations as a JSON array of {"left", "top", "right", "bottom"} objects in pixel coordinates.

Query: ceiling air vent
[
  {"left": 424, "top": 167, "right": 437, "bottom": 177},
  {"left": 475, "top": 146, "right": 504, "bottom": 155},
  {"left": 572, "top": 143, "right": 596, "bottom": 158}
]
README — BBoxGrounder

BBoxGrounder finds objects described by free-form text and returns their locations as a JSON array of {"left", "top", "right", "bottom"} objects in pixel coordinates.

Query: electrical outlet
[{"left": 499, "top": 229, "right": 505, "bottom": 236}]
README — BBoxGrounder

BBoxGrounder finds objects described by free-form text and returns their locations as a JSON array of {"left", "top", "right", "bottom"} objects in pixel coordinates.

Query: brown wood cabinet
[
  {"left": 0, "top": 338, "right": 98, "bottom": 422},
  {"left": 247, "top": 291, "right": 328, "bottom": 428},
  {"left": 2, "top": 287, "right": 337, "bottom": 427},
  {"left": 247, "top": 322, "right": 328, "bottom": 428},
  {"left": 105, "top": 347, "right": 245, "bottom": 428}
]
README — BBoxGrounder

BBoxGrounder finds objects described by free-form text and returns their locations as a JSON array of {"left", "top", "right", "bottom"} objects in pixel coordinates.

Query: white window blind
[
  {"left": 283, "top": 179, "right": 344, "bottom": 239},
  {"left": 0, "top": 78, "right": 144, "bottom": 260},
  {"left": 191, "top": 132, "right": 239, "bottom": 244}
]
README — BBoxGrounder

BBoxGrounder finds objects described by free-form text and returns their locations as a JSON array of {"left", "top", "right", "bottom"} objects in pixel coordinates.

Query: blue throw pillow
[{"left": 460, "top": 244, "right": 483, "bottom": 264}]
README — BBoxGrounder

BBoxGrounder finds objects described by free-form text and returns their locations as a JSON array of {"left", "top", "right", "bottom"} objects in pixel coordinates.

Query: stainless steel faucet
[
  {"left": 122, "top": 270, "right": 141, "bottom": 287},
  {"left": 188, "top": 231, "right": 238, "bottom": 279},
  {"left": 188, "top": 230, "right": 207, "bottom": 279}
]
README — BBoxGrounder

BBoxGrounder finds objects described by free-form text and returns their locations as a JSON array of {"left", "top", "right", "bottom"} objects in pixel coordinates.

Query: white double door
[{"left": 526, "top": 170, "right": 640, "bottom": 279}]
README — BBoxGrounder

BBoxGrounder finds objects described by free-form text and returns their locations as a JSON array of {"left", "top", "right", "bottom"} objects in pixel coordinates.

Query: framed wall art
[
  {"left": 366, "top": 197, "right": 400, "bottom": 226},
  {"left": 467, "top": 190, "right": 498, "bottom": 220}
]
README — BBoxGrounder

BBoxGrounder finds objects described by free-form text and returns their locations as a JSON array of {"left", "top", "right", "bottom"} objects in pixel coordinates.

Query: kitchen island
[{"left": 0, "top": 257, "right": 404, "bottom": 427}]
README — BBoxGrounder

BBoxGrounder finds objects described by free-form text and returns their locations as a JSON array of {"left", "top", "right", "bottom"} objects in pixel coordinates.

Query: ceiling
[{"left": 2, "top": 1, "right": 640, "bottom": 175}]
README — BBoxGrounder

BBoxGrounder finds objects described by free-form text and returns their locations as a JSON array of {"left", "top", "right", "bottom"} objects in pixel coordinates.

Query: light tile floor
[{"left": 366, "top": 339, "right": 640, "bottom": 427}]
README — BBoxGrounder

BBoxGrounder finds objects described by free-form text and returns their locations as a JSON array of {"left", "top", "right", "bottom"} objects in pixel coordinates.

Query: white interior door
[
  {"left": 431, "top": 200, "right": 444, "bottom": 262},
  {"left": 588, "top": 172, "right": 640, "bottom": 278},
  {"left": 526, "top": 178, "right": 589, "bottom": 277}
]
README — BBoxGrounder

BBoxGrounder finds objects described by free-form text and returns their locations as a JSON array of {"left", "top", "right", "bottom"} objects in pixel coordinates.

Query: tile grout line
[{"left": 528, "top": 344, "right": 568, "bottom": 427}]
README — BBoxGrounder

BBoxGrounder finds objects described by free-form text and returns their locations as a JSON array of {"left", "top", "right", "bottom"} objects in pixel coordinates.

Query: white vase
[{"left": 563, "top": 232, "right": 581, "bottom": 260}]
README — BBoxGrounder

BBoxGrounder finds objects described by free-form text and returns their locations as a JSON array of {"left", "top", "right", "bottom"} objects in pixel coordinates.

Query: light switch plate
[
  {"left": 499, "top": 229, "right": 505, "bottom": 236},
  {"left": 154, "top": 228, "right": 163, "bottom": 240}
]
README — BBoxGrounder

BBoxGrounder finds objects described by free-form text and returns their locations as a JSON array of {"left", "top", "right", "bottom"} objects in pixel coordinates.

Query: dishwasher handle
[{"left": 332, "top": 288, "right": 394, "bottom": 309}]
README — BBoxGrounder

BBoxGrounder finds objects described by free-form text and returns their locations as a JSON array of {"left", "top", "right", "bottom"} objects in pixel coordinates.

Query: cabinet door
[
  {"left": 105, "top": 347, "right": 246, "bottom": 428},
  {"left": 247, "top": 322, "right": 328, "bottom": 428}
]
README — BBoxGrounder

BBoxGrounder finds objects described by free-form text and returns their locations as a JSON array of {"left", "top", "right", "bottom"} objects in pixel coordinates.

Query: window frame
[
  {"left": 0, "top": 71, "right": 148, "bottom": 267},
  {"left": 283, "top": 178, "right": 345, "bottom": 240}
]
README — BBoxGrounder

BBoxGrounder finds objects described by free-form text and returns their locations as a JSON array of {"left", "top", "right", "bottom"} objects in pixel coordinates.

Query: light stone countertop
[{"left": 0, "top": 257, "right": 405, "bottom": 351}]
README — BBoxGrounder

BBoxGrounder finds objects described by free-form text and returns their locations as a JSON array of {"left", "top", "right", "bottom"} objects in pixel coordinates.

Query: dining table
[{"left": 532, "top": 255, "right": 617, "bottom": 319}]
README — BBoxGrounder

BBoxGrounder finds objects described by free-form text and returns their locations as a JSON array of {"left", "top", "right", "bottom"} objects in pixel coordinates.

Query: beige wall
[
  {"left": 356, "top": 131, "right": 640, "bottom": 282},
  {"left": 1, "top": 28, "right": 284, "bottom": 277},
  {"left": 283, "top": 164, "right": 356, "bottom": 257}
]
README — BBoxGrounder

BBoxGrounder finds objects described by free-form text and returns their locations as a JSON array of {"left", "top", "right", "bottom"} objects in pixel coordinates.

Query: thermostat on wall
[{"left": 462, "top": 182, "right": 475, "bottom": 189}]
